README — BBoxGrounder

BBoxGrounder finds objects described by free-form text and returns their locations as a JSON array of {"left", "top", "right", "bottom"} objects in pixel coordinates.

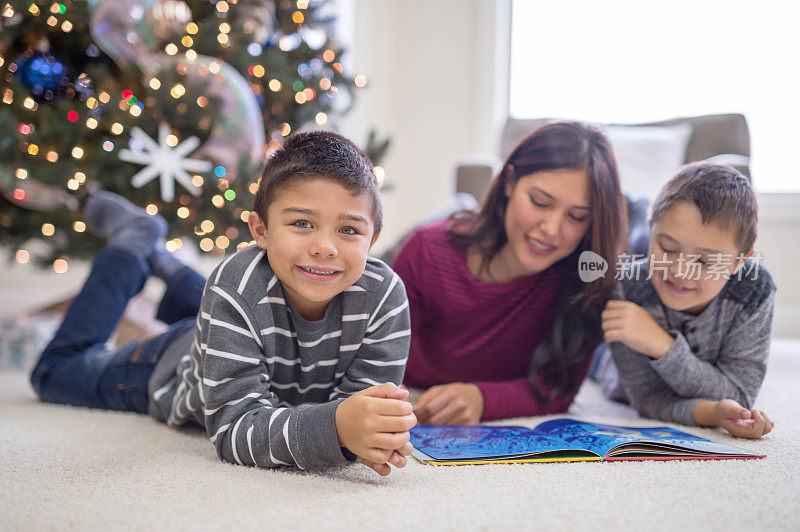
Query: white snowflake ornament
[{"left": 119, "top": 123, "right": 212, "bottom": 202}]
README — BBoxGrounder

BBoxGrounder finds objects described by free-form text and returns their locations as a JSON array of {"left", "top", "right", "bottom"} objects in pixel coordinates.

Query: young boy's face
[
  {"left": 249, "top": 177, "right": 379, "bottom": 321},
  {"left": 648, "top": 200, "right": 750, "bottom": 315}
]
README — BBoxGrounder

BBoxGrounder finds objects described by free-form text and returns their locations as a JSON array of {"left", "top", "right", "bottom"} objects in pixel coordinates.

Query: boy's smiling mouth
[
  {"left": 296, "top": 265, "right": 344, "bottom": 280},
  {"left": 664, "top": 278, "right": 696, "bottom": 294}
]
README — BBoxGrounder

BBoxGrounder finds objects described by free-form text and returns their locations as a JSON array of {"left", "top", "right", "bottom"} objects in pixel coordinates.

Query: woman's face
[{"left": 497, "top": 168, "right": 592, "bottom": 279}]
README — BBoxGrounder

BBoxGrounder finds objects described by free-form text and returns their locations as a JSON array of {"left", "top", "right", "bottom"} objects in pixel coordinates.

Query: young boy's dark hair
[
  {"left": 649, "top": 162, "right": 757, "bottom": 252},
  {"left": 253, "top": 131, "right": 383, "bottom": 235}
]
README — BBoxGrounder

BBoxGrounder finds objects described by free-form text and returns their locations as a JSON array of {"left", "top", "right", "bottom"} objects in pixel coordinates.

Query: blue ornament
[{"left": 13, "top": 51, "right": 71, "bottom": 101}]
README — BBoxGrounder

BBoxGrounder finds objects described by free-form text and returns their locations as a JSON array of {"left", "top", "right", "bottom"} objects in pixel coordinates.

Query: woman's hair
[{"left": 450, "top": 121, "right": 626, "bottom": 404}]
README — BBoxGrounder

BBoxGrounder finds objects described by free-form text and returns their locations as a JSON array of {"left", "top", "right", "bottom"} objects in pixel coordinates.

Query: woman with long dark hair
[{"left": 393, "top": 121, "right": 626, "bottom": 423}]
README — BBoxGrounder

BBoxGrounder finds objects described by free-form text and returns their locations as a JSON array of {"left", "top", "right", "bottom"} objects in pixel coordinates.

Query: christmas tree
[{"left": 0, "top": 0, "right": 387, "bottom": 270}]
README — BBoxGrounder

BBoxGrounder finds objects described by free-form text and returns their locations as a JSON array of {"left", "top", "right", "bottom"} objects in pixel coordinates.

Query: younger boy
[
  {"left": 599, "top": 162, "right": 776, "bottom": 439},
  {"left": 30, "top": 131, "right": 415, "bottom": 475}
]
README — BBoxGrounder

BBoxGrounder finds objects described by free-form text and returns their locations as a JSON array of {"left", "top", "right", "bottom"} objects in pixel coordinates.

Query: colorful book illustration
[{"left": 410, "top": 418, "right": 764, "bottom": 465}]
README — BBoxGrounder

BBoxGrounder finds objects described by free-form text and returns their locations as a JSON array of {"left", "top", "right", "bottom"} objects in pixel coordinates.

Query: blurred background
[
  {"left": 1, "top": 0, "right": 798, "bottom": 371},
  {"left": 339, "top": 0, "right": 800, "bottom": 339}
]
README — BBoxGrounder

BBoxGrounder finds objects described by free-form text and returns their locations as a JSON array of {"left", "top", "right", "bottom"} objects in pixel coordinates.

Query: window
[{"left": 509, "top": 0, "right": 799, "bottom": 192}]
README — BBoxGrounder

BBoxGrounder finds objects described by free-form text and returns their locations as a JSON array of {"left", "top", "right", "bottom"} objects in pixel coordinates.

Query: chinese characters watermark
[{"left": 579, "top": 252, "right": 764, "bottom": 282}]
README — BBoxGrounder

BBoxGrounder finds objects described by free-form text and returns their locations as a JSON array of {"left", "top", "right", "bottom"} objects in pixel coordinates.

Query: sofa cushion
[{"left": 605, "top": 123, "right": 693, "bottom": 202}]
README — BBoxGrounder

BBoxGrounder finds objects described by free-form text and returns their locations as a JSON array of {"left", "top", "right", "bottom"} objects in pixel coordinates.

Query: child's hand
[
  {"left": 602, "top": 300, "right": 675, "bottom": 359},
  {"left": 335, "top": 382, "right": 417, "bottom": 474},
  {"left": 357, "top": 442, "right": 414, "bottom": 476},
  {"left": 715, "top": 399, "right": 774, "bottom": 439},
  {"left": 414, "top": 382, "right": 483, "bottom": 425}
]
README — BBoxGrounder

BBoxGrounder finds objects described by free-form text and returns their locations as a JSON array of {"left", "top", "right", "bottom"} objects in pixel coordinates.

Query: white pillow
[{"left": 604, "top": 123, "right": 693, "bottom": 202}]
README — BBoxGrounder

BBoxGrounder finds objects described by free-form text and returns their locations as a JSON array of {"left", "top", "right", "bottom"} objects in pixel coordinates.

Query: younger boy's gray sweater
[
  {"left": 608, "top": 260, "right": 776, "bottom": 426},
  {"left": 147, "top": 246, "right": 411, "bottom": 469}
]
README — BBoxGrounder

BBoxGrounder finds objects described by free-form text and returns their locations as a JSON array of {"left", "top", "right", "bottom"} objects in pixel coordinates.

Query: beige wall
[
  {"left": 755, "top": 195, "right": 800, "bottom": 338},
  {"left": 339, "top": 0, "right": 509, "bottom": 253}
]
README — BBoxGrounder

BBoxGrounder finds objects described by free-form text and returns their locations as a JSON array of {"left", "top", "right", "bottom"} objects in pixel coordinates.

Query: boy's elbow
[
  {"left": 207, "top": 425, "right": 246, "bottom": 467},
  {"left": 211, "top": 436, "right": 238, "bottom": 465},
  {"left": 630, "top": 397, "right": 663, "bottom": 421},
  {"left": 216, "top": 447, "right": 238, "bottom": 466},
  {"left": 213, "top": 439, "right": 261, "bottom": 468},
  {"left": 210, "top": 427, "right": 293, "bottom": 469}
]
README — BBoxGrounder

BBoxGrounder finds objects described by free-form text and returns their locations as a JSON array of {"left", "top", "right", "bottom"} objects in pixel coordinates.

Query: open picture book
[{"left": 410, "top": 418, "right": 763, "bottom": 465}]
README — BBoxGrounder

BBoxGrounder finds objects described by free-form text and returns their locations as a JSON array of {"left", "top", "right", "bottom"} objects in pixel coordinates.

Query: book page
[{"left": 410, "top": 424, "right": 595, "bottom": 461}]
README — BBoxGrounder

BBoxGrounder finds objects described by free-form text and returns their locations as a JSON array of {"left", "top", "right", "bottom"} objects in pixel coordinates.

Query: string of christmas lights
[{"left": 0, "top": 0, "right": 387, "bottom": 273}]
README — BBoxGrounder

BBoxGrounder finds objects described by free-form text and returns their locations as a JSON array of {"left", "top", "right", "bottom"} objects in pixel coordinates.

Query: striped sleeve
[
  {"left": 331, "top": 272, "right": 411, "bottom": 399},
  {"left": 199, "top": 282, "right": 349, "bottom": 469}
]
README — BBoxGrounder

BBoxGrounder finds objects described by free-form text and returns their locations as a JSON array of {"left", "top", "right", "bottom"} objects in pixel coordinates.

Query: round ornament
[{"left": 13, "top": 50, "right": 71, "bottom": 101}]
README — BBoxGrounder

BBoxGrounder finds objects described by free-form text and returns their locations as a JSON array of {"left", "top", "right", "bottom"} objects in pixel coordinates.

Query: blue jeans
[{"left": 30, "top": 248, "right": 205, "bottom": 414}]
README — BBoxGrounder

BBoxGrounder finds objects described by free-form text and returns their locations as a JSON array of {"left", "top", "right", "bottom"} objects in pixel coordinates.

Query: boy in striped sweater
[{"left": 30, "top": 132, "right": 415, "bottom": 476}]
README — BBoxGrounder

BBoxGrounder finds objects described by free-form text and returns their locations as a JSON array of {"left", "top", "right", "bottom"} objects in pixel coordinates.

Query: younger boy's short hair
[
  {"left": 650, "top": 162, "right": 757, "bottom": 252},
  {"left": 253, "top": 131, "right": 383, "bottom": 235}
]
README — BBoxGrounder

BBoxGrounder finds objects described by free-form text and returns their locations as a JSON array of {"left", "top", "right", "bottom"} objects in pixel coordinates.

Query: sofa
[{"left": 455, "top": 113, "right": 752, "bottom": 204}]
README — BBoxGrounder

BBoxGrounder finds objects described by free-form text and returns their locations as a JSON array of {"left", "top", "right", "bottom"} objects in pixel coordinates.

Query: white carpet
[{"left": 2, "top": 340, "right": 799, "bottom": 531}]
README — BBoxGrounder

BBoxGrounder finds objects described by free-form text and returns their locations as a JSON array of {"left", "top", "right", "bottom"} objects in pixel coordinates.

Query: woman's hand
[
  {"left": 601, "top": 300, "right": 675, "bottom": 359},
  {"left": 413, "top": 382, "right": 483, "bottom": 425}
]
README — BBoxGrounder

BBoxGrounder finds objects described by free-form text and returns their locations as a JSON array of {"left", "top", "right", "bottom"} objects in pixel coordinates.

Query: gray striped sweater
[{"left": 147, "top": 246, "right": 411, "bottom": 469}]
